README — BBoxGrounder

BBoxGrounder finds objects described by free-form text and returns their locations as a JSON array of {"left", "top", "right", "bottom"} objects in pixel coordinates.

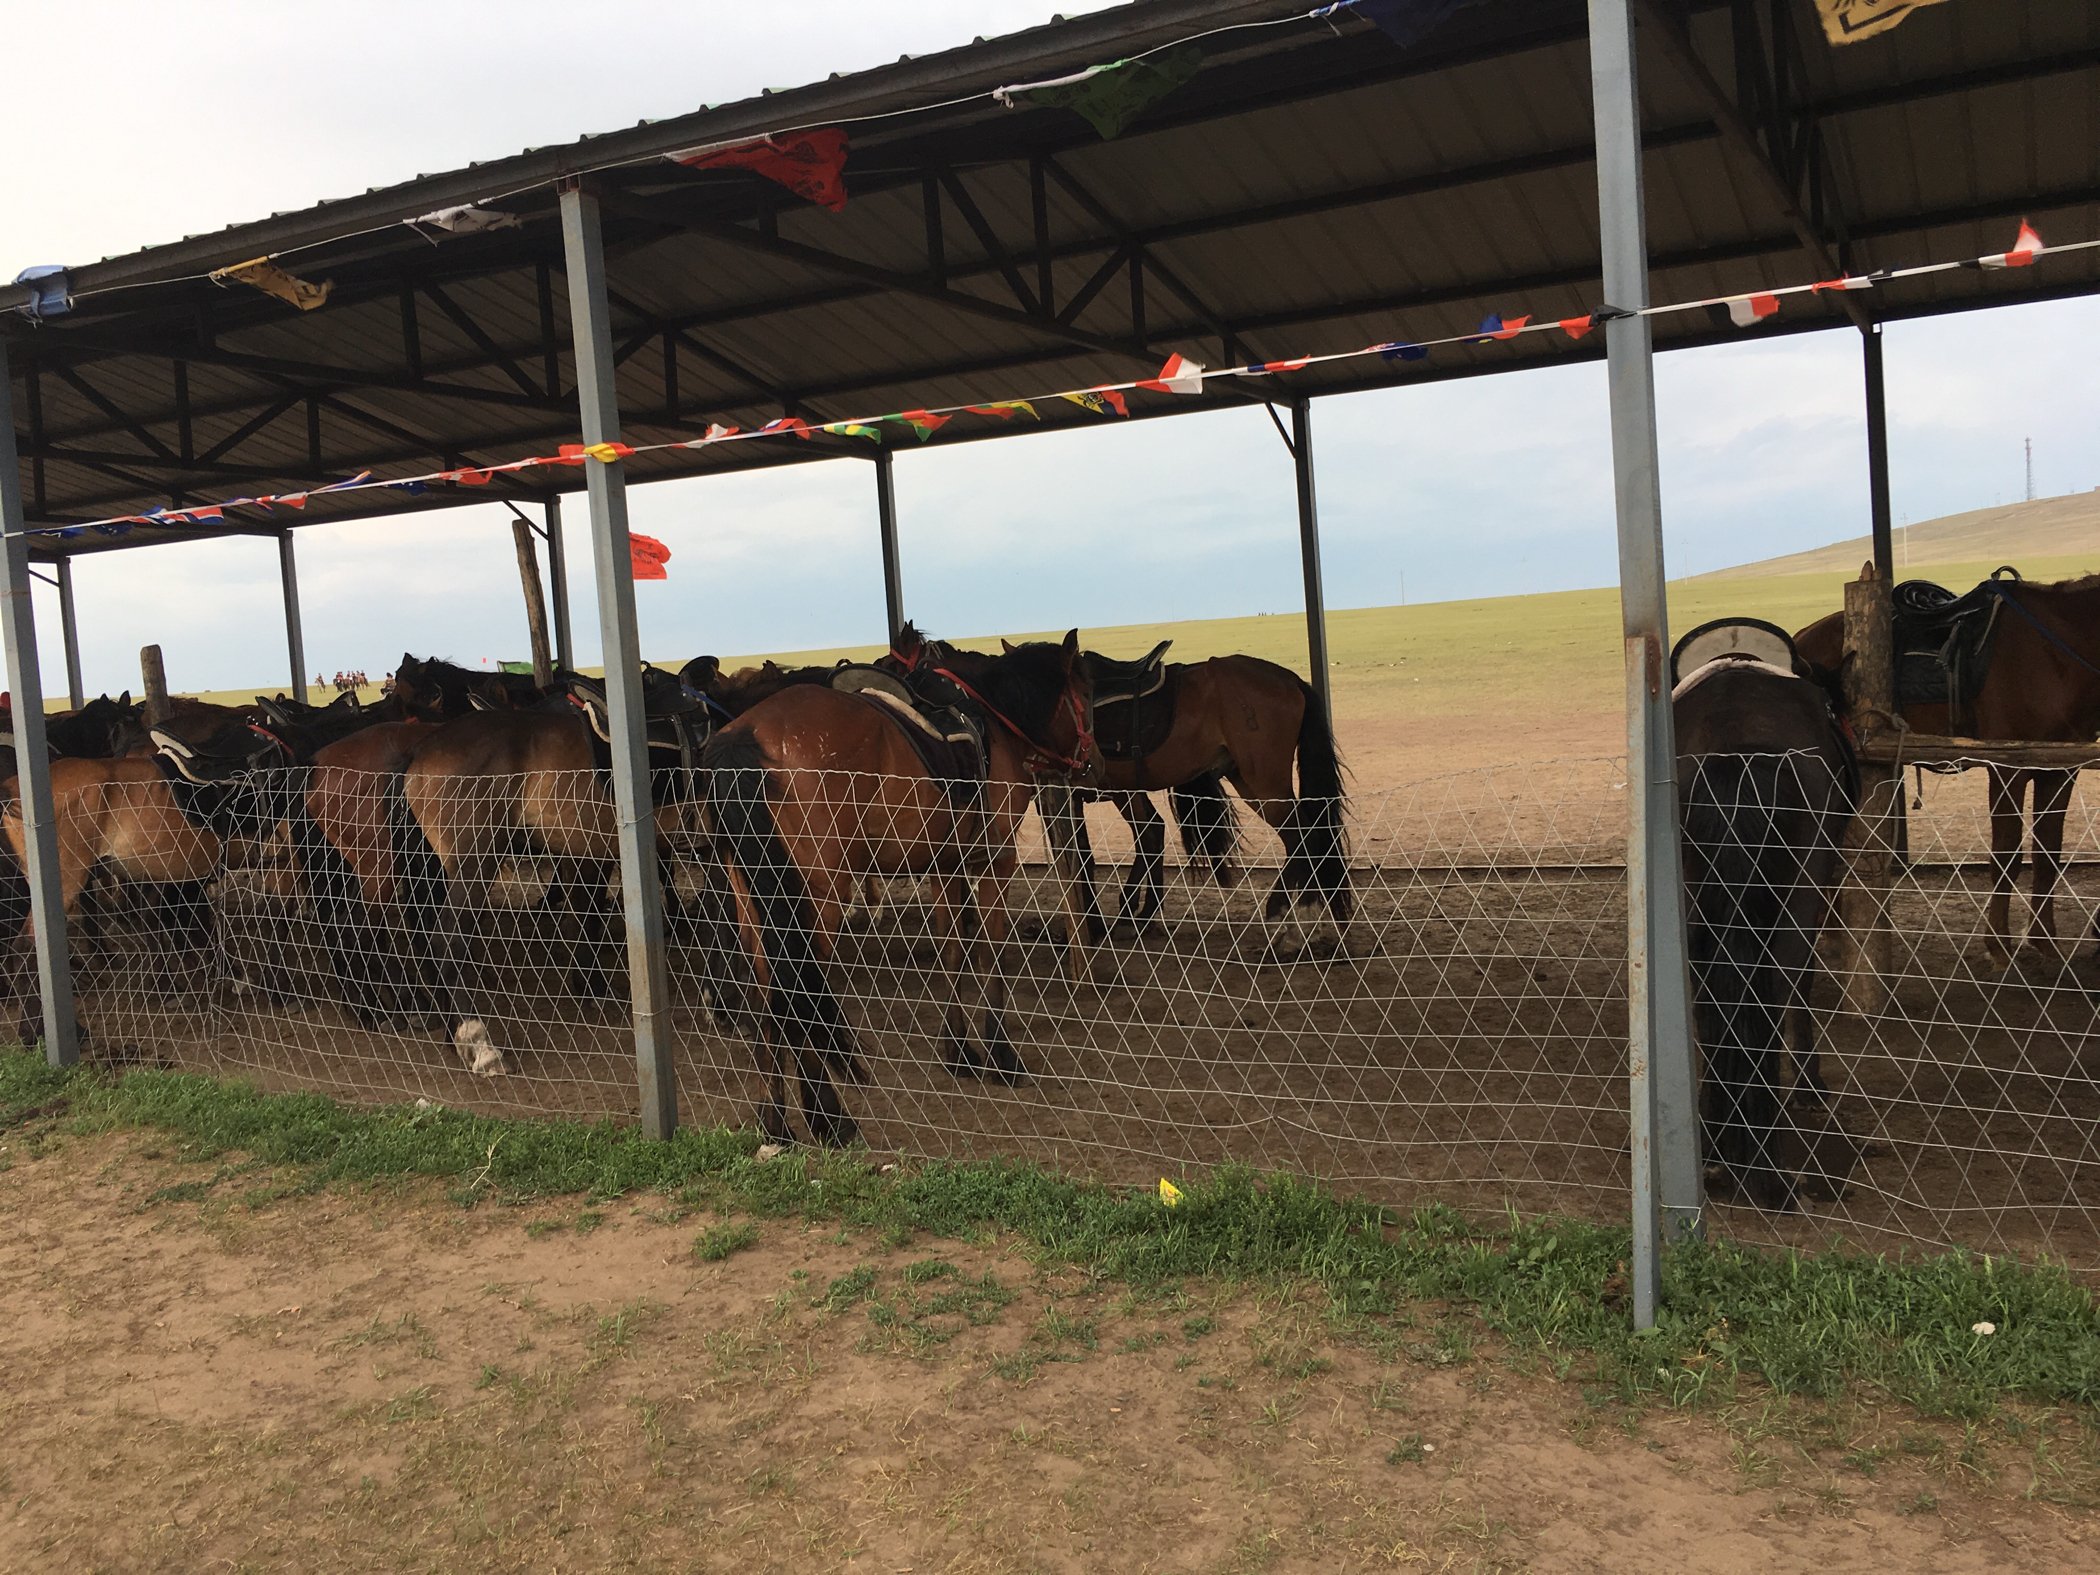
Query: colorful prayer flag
[
  {"left": 823, "top": 422, "right": 884, "bottom": 443},
  {"left": 210, "top": 256, "right": 332, "bottom": 312},
  {"left": 410, "top": 205, "right": 521, "bottom": 236},
  {"left": 965, "top": 401, "right": 1040, "bottom": 420},
  {"left": 997, "top": 46, "right": 1203, "bottom": 140},
  {"left": 669, "top": 129, "right": 850, "bottom": 212},
  {"left": 1981, "top": 221, "right": 2045, "bottom": 269},
  {"left": 1245, "top": 357, "right": 1312, "bottom": 375},
  {"left": 1061, "top": 388, "right": 1129, "bottom": 418},
  {"left": 1727, "top": 292, "right": 1781, "bottom": 327},
  {"left": 1559, "top": 316, "right": 1594, "bottom": 340},
  {"left": 1375, "top": 342, "right": 1428, "bottom": 362},
  {"left": 761, "top": 416, "right": 814, "bottom": 440},
  {"left": 1137, "top": 353, "right": 1206, "bottom": 395},
  {"left": 630, "top": 533, "right": 672, "bottom": 582},
  {"left": 1811, "top": 275, "right": 1873, "bottom": 293},
  {"left": 1813, "top": 0, "right": 1953, "bottom": 46},
  {"left": 886, "top": 409, "right": 951, "bottom": 442}
]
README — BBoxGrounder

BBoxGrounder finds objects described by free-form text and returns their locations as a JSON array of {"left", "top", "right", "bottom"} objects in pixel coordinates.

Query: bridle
[{"left": 930, "top": 662, "right": 1094, "bottom": 778}]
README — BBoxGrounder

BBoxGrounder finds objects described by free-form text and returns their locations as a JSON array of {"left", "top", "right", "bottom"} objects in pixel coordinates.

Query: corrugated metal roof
[{"left": 6, "top": 0, "right": 2096, "bottom": 556}]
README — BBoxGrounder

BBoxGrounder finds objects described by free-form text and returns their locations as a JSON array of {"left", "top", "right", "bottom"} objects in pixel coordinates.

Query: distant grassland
[{"left": 165, "top": 552, "right": 2100, "bottom": 726}]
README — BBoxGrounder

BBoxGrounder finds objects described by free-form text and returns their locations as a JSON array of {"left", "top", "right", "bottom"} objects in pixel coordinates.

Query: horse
[
  {"left": 887, "top": 624, "right": 1349, "bottom": 951},
  {"left": 677, "top": 655, "right": 839, "bottom": 718},
  {"left": 388, "top": 668, "right": 711, "bottom": 1072},
  {"left": 391, "top": 653, "right": 547, "bottom": 721},
  {"left": 0, "top": 697, "right": 388, "bottom": 1047},
  {"left": 701, "top": 632, "right": 1095, "bottom": 1146},
  {"left": 1795, "top": 571, "right": 2100, "bottom": 966},
  {"left": 1674, "top": 630, "right": 1858, "bottom": 1211}
]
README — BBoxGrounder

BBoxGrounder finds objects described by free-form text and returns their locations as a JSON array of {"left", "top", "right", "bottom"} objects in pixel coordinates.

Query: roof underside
[{"left": 7, "top": 0, "right": 2096, "bottom": 559}]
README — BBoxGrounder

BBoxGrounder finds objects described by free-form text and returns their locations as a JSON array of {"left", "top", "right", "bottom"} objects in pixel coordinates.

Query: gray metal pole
[
  {"left": 277, "top": 531, "right": 308, "bottom": 703},
  {"left": 1862, "top": 326, "right": 1895, "bottom": 584},
  {"left": 1289, "top": 397, "right": 1333, "bottom": 725},
  {"left": 874, "top": 449, "right": 905, "bottom": 638},
  {"left": 546, "top": 495, "right": 575, "bottom": 672},
  {"left": 55, "top": 556, "right": 83, "bottom": 709},
  {"left": 1587, "top": 0, "right": 1704, "bottom": 1329},
  {"left": 0, "top": 342, "right": 81, "bottom": 1066},
  {"left": 560, "top": 181, "right": 678, "bottom": 1140}
]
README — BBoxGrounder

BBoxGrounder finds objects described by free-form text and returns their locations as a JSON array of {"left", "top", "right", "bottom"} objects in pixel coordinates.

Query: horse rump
[
  {"left": 1275, "top": 681, "right": 1352, "bottom": 922},
  {"left": 1681, "top": 752, "right": 1813, "bottom": 1210},
  {"left": 700, "top": 728, "right": 866, "bottom": 1144}
]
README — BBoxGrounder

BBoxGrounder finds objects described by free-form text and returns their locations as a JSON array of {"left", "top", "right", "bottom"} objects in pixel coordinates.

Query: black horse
[{"left": 1673, "top": 620, "right": 1858, "bottom": 1210}]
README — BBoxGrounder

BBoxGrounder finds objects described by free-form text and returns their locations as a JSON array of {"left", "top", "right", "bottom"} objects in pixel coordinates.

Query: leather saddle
[
  {"left": 150, "top": 724, "right": 291, "bottom": 836},
  {"left": 563, "top": 669, "right": 712, "bottom": 773},
  {"left": 1669, "top": 618, "right": 1808, "bottom": 688},
  {"left": 1891, "top": 567, "right": 2018, "bottom": 725},
  {"left": 1090, "top": 640, "right": 1174, "bottom": 763},
  {"left": 151, "top": 724, "right": 287, "bottom": 785},
  {"left": 831, "top": 664, "right": 986, "bottom": 794}
]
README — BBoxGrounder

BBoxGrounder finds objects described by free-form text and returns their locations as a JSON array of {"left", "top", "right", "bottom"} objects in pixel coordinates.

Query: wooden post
[
  {"left": 511, "top": 512, "right": 555, "bottom": 686},
  {"left": 1840, "top": 565, "right": 1899, "bottom": 1013},
  {"left": 139, "top": 643, "right": 171, "bottom": 725}
]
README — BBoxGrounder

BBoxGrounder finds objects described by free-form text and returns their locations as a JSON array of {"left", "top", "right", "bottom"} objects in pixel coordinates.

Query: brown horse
[
  {"left": 889, "top": 627, "right": 1348, "bottom": 946},
  {"left": 1796, "top": 572, "right": 2100, "bottom": 965},
  {"left": 389, "top": 673, "right": 709, "bottom": 1072},
  {"left": 701, "top": 633, "right": 1094, "bottom": 1146},
  {"left": 0, "top": 702, "right": 385, "bottom": 1045}
]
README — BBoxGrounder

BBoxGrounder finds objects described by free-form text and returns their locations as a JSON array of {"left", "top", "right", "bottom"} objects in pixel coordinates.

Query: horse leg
[
  {"left": 973, "top": 864, "right": 1029, "bottom": 1084},
  {"left": 2026, "top": 769, "right": 2075, "bottom": 959},
  {"left": 932, "top": 872, "right": 988, "bottom": 1078},
  {"left": 1042, "top": 780, "right": 1106, "bottom": 949},
  {"left": 1116, "top": 791, "right": 1168, "bottom": 934},
  {"left": 1982, "top": 766, "right": 2022, "bottom": 971}
]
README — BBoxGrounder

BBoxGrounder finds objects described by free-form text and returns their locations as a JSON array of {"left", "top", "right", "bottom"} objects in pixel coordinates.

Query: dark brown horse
[
  {"left": 392, "top": 653, "right": 548, "bottom": 721},
  {"left": 888, "top": 626, "right": 1349, "bottom": 948},
  {"left": 1796, "top": 572, "right": 2100, "bottom": 966},
  {"left": 701, "top": 633, "right": 1094, "bottom": 1146}
]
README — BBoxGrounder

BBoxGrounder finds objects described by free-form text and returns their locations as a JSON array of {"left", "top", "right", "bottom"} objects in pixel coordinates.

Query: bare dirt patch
[{"left": 1, "top": 1130, "right": 2093, "bottom": 1573}]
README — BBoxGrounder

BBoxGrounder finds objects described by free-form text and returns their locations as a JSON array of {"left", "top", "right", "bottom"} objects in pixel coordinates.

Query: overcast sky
[{"left": 6, "top": 1, "right": 2093, "bottom": 696}]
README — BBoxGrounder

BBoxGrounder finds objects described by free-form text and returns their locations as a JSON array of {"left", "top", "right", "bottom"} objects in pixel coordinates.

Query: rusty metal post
[{"left": 1589, "top": 0, "right": 1704, "bottom": 1328}]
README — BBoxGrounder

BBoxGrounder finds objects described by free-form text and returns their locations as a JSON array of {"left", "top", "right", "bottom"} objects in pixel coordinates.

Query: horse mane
[
  {"left": 2042, "top": 571, "right": 2100, "bottom": 594},
  {"left": 970, "top": 641, "right": 1068, "bottom": 738}
]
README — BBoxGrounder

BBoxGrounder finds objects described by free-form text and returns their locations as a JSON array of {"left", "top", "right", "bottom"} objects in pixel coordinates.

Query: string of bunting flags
[{"left": 38, "top": 221, "right": 2085, "bottom": 570}]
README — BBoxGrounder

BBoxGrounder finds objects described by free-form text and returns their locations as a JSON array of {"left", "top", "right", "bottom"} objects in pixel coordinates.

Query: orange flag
[{"left": 630, "top": 533, "right": 672, "bottom": 581}]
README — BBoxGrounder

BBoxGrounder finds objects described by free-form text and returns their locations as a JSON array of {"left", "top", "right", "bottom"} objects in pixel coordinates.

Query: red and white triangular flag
[
  {"left": 1727, "top": 293, "right": 1780, "bottom": 328},
  {"left": 1137, "top": 352, "right": 1206, "bottom": 395},
  {"left": 1982, "top": 221, "right": 2045, "bottom": 269}
]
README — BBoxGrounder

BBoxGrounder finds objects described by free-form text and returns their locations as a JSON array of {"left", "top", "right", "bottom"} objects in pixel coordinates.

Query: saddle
[
  {"left": 150, "top": 725, "right": 289, "bottom": 836},
  {"left": 1670, "top": 618, "right": 1805, "bottom": 687},
  {"left": 1890, "top": 568, "right": 2020, "bottom": 726},
  {"left": 830, "top": 664, "right": 986, "bottom": 796},
  {"left": 1089, "top": 640, "right": 1175, "bottom": 763},
  {"left": 562, "top": 668, "right": 712, "bottom": 774}
]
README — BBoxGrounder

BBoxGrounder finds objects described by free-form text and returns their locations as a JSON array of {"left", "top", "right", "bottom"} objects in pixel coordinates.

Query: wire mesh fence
[{"left": 9, "top": 753, "right": 2099, "bottom": 1274}]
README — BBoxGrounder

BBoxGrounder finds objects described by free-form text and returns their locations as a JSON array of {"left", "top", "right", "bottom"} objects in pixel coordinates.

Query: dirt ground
[{"left": 2, "top": 1128, "right": 2094, "bottom": 1575}]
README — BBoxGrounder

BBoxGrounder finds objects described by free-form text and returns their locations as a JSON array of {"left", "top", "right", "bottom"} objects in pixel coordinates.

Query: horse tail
[
  {"left": 1278, "top": 682, "right": 1353, "bottom": 922},
  {"left": 1682, "top": 754, "right": 1794, "bottom": 1209},
  {"left": 1169, "top": 771, "right": 1239, "bottom": 884},
  {"left": 701, "top": 729, "right": 862, "bottom": 1085}
]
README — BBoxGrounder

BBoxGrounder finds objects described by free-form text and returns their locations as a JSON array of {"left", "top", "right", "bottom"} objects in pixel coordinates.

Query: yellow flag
[
  {"left": 1813, "top": 0, "right": 1953, "bottom": 45},
  {"left": 1158, "top": 1179, "right": 1183, "bottom": 1208},
  {"left": 211, "top": 257, "right": 333, "bottom": 312}
]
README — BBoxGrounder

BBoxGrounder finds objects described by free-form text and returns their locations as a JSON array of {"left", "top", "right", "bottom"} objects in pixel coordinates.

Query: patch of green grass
[
  {"left": 694, "top": 1220, "right": 760, "bottom": 1262},
  {"left": 1386, "top": 1432, "right": 1428, "bottom": 1465},
  {"left": 7, "top": 1050, "right": 2099, "bottom": 1424}
]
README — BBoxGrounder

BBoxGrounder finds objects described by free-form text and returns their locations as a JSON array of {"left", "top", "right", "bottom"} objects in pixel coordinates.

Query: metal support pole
[
  {"left": 1862, "top": 325, "right": 1895, "bottom": 585},
  {"left": 874, "top": 449, "right": 905, "bottom": 638},
  {"left": 0, "top": 342, "right": 81, "bottom": 1066},
  {"left": 1588, "top": 0, "right": 1704, "bottom": 1329},
  {"left": 277, "top": 531, "right": 308, "bottom": 703},
  {"left": 1289, "top": 397, "right": 1333, "bottom": 725},
  {"left": 55, "top": 556, "right": 83, "bottom": 709},
  {"left": 560, "top": 181, "right": 677, "bottom": 1140},
  {"left": 546, "top": 495, "right": 575, "bottom": 672}
]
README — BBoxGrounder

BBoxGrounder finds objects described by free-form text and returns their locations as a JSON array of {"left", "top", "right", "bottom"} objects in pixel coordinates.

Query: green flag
[{"left": 1009, "top": 47, "right": 1203, "bottom": 140}]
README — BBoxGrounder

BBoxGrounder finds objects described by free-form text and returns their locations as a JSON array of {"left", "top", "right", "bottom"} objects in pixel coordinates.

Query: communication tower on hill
[{"left": 2026, "top": 437, "right": 2035, "bottom": 502}]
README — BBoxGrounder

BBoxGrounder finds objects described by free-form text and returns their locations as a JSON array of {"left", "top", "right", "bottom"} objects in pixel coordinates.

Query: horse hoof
[
  {"left": 810, "top": 1109, "right": 861, "bottom": 1148},
  {"left": 758, "top": 1101, "right": 795, "bottom": 1147},
  {"left": 981, "top": 1020, "right": 1030, "bottom": 1085},
  {"left": 454, "top": 1020, "right": 507, "bottom": 1076},
  {"left": 942, "top": 1034, "right": 985, "bottom": 1080}
]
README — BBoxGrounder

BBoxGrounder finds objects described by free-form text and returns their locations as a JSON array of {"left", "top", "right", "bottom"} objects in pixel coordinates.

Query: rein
[{"left": 929, "top": 664, "right": 1093, "bottom": 777}]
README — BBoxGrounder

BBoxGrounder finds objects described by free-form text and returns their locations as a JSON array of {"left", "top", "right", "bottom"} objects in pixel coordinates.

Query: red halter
[{"left": 930, "top": 663, "right": 1094, "bottom": 778}]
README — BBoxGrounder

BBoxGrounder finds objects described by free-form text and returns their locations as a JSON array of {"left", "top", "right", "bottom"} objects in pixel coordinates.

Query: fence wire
[{"left": 10, "top": 753, "right": 2099, "bottom": 1273}]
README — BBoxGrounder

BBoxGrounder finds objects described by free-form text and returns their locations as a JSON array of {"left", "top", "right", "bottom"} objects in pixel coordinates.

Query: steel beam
[
  {"left": 56, "top": 556, "right": 83, "bottom": 708},
  {"left": 559, "top": 182, "right": 678, "bottom": 1140},
  {"left": 1588, "top": 0, "right": 1705, "bottom": 1330},
  {"left": 874, "top": 449, "right": 904, "bottom": 638},
  {"left": 0, "top": 340, "right": 81, "bottom": 1065},
  {"left": 1862, "top": 325, "right": 1894, "bottom": 584},
  {"left": 1288, "top": 397, "right": 1332, "bottom": 726},
  {"left": 277, "top": 532, "right": 309, "bottom": 702},
  {"left": 545, "top": 494, "right": 575, "bottom": 672}
]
